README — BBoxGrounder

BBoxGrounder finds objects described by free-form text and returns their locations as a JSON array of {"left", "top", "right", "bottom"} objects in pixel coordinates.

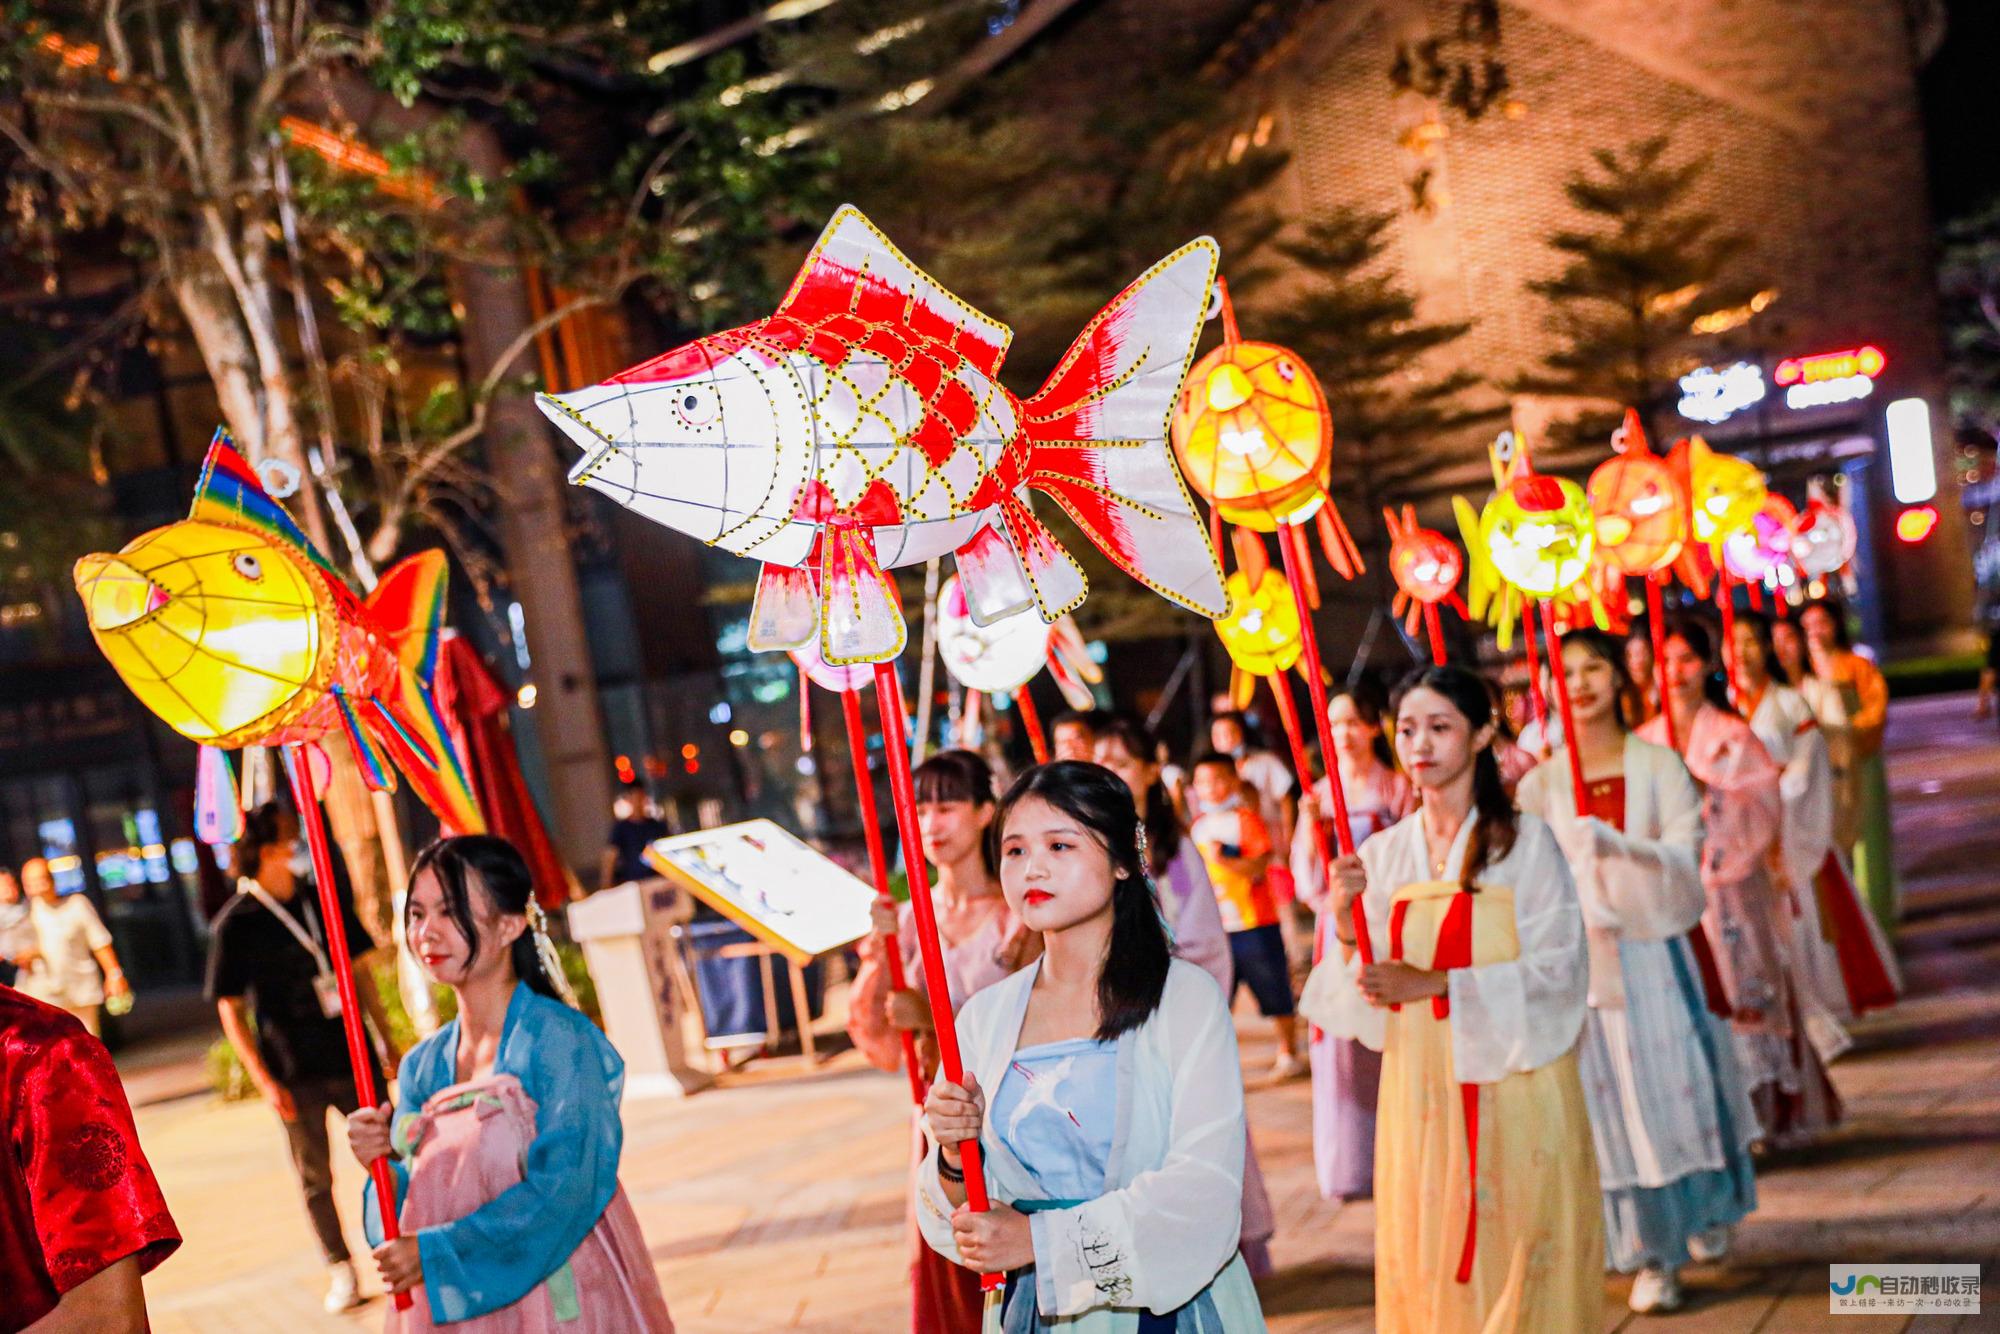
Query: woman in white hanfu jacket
[
  {"left": 918, "top": 761, "right": 1267, "bottom": 1333},
  {"left": 1640, "top": 620, "right": 1841, "bottom": 1147},
  {"left": 1301, "top": 666, "right": 1601, "bottom": 1334},
  {"left": 1731, "top": 615, "right": 1900, "bottom": 1059},
  {"left": 1517, "top": 629, "right": 1758, "bottom": 1315},
  {"left": 1093, "top": 715, "right": 1277, "bottom": 1278}
]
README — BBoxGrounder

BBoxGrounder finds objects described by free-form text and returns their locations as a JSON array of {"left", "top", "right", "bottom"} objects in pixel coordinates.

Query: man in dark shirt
[
  {"left": 599, "top": 783, "right": 670, "bottom": 891},
  {"left": 204, "top": 802, "right": 394, "bottom": 1314}
]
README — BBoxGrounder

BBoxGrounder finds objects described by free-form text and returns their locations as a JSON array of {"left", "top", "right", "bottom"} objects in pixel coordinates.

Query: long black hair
[
  {"left": 1735, "top": 611, "right": 1787, "bottom": 686},
  {"left": 1799, "top": 597, "right": 1854, "bottom": 648},
  {"left": 913, "top": 748, "right": 999, "bottom": 877},
  {"left": 1094, "top": 713, "right": 1182, "bottom": 877},
  {"left": 998, "top": 761, "right": 1171, "bottom": 1041},
  {"left": 1548, "top": 626, "right": 1636, "bottom": 731},
  {"left": 407, "top": 835, "right": 565, "bottom": 1003},
  {"left": 1328, "top": 682, "right": 1396, "bottom": 769},
  {"left": 1391, "top": 666, "right": 1518, "bottom": 892},
  {"left": 1664, "top": 617, "right": 1736, "bottom": 713}
]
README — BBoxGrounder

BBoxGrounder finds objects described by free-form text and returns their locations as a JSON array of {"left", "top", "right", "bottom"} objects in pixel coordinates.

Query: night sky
[{"left": 1921, "top": 0, "right": 2000, "bottom": 222}]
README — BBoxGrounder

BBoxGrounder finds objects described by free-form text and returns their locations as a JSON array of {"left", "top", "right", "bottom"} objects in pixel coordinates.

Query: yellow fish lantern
[
  {"left": 1587, "top": 410, "right": 1686, "bottom": 577},
  {"left": 1214, "top": 569, "right": 1303, "bottom": 707},
  {"left": 1675, "top": 435, "right": 1766, "bottom": 554},
  {"left": 72, "top": 430, "right": 484, "bottom": 834},
  {"left": 1170, "top": 280, "right": 1363, "bottom": 578}
]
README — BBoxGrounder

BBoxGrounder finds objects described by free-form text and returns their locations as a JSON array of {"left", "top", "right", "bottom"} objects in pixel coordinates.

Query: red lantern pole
[
  {"left": 1519, "top": 597, "right": 1550, "bottom": 750},
  {"left": 1278, "top": 522, "right": 1371, "bottom": 964},
  {"left": 873, "top": 661, "right": 1001, "bottom": 1292},
  {"left": 1011, "top": 686, "right": 1050, "bottom": 764},
  {"left": 283, "top": 745, "right": 413, "bottom": 1313},
  {"left": 1539, "top": 600, "right": 1588, "bottom": 818},
  {"left": 1266, "top": 669, "right": 1333, "bottom": 886},
  {"left": 1645, "top": 575, "right": 1677, "bottom": 751},
  {"left": 840, "top": 686, "right": 925, "bottom": 1106},
  {"left": 1423, "top": 602, "right": 1448, "bottom": 665}
]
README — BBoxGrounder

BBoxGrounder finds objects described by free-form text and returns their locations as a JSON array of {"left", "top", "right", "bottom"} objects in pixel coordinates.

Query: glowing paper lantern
[
  {"left": 1482, "top": 474, "right": 1595, "bottom": 598},
  {"left": 1383, "top": 505, "right": 1463, "bottom": 614},
  {"left": 1173, "top": 340, "right": 1332, "bottom": 531},
  {"left": 1587, "top": 409, "right": 1687, "bottom": 577},
  {"left": 1789, "top": 489, "right": 1858, "bottom": 577},
  {"left": 1723, "top": 492, "right": 1800, "bottom": 582},
  {"left": 1676, "top": 435, "right": 1767, "bottom": 552},
  {"left": 1215, "top": 569, "right": 1304, "bottom": 677},
  {"left": 73, "top": 431, "right": 482, "bottom": 835},
  {"left": 1169, "top": 281, "right": 1364, "bottom": 578},
  {"left": 538, "top": 205, "right": 1227, "bottom": 666},
  {"left": 936, "top": 574, "right": 1050, "bottom": 694}
]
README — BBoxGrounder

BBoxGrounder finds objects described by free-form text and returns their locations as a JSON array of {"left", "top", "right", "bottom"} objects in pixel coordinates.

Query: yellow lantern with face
[
  {"left": 1172, "top": 340, "right": 1333, "bottom": 532},
  {"left": 1483, "top": 472, "right": 1597, "bottom": 598},
  {"left": 1214, "top": 569, "right": 1303, "bottom": 677},
  {"left": 1678, "top": 435, "right": 1767, "bottom": 551}
]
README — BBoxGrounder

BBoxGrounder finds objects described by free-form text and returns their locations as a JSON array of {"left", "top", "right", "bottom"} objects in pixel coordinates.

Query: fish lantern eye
[
  {"left": 232, "top": 553, "right": 263, "bottom": 581},
  {"left": 674, "top": 385, "right": 719, "bottom": 429}
]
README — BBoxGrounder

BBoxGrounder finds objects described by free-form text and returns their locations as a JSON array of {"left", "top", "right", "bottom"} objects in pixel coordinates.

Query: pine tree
[
  {"left": 1251, "top": 207, "right": 1502, "bottom": 585},
  {"left": 1516, "top": 135, "right": 1757, "bottom": 453}
]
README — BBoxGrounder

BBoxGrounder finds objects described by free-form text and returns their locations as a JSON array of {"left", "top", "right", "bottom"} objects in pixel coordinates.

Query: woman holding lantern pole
[
  {"left": 1517, "top": 629, "right": 1758, "bottom": 1315},
  {"left": 1641, "top": 621, "right": 1841, "bottom": 1147},
  {"left": 917, "top": 761, "right": 1267, "bottom": 1332},
  {"left": 849, "top": 749, "right": 1039, "bottom": 1334},
  {"left": 1289, "top": 686, "right": 1416, "bottom": 1202},
  {"left": 346, "top": 835, "right": 672, "bottom": 1331},
  {"left": 1094, "top": 714, "right": 1278, "bottom": 1278},
  {"left": 1300, "top": 666, "right": 1600, "bottom": 1333}
]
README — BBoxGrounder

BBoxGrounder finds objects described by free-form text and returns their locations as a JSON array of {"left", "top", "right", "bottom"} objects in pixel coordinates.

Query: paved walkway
[{"left": 130, "top": 695, "right": 2000, "bottom": 1331}]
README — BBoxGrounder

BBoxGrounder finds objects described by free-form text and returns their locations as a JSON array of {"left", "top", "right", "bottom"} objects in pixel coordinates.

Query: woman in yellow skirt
[{"left": 1300, "top": 665, "right": 1602, "bottom": 1332}]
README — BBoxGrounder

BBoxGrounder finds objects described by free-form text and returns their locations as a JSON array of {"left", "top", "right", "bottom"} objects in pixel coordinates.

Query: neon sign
[
  {"left": 1775, "top": 345, "right": 1884, "bottom": 411},
  {"left": 1677, "top": 361, "right": 1766, "bottom": 424}
]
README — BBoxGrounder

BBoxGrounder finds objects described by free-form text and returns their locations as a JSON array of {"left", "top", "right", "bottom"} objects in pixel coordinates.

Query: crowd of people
[
  {"left": 850, "top": 597, "right": 1903, "bottom": 1330},
  {"left": 2, "top": 595, "right": 1905, "bottom": 1333}
]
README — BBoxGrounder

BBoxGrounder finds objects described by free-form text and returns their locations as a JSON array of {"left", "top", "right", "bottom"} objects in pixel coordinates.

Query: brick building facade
[{"left": 1173, "top": 0, "right": 1972, "bottom": 650}]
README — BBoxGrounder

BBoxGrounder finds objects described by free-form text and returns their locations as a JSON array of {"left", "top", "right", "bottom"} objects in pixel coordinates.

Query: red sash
[{"left": 1390, "top": 889, "right": 1481, "bottom": 1284}]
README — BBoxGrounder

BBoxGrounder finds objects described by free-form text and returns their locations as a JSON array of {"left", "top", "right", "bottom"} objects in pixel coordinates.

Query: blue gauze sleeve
[{"left": 413, "top": 998, "right": 625, "bottom": 1323}]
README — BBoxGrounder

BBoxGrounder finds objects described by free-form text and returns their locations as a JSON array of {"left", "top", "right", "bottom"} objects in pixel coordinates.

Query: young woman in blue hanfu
[
  {"left": 917, "top": 760, "right": 1268, "bottom": 1332},
  {"left": 347, "top": 835, "right": 672, "bottom": 1331}
]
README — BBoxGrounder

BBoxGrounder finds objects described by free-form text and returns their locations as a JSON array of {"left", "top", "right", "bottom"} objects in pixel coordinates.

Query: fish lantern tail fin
[
  {"left": 360, "top": 552, "right": 486, "bottom": 835},
  {"left": 1017, "top": 238, "right": 1227, "bottom": 622}
]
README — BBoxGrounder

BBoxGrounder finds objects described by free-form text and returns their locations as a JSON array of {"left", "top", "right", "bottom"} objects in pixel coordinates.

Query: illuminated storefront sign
[
  {"left": 1774, "top": 345, "right": 1885, "bottom": 410},
  {"left": 1678, "top": 345, "right": 1889, "bottom": 423},
  {"left": 1677, "top": 362, "right": 1766, "bottom": 424}
]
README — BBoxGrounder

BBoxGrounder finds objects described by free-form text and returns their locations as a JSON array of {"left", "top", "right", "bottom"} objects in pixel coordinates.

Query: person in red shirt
[{"left": 1, "top": 985, "right": 179, "bottom": 1333}]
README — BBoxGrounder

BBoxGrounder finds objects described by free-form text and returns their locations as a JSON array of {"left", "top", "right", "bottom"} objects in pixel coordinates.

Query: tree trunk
[{"left": 448, "top": 142, "right": 613, "bottom": 876}]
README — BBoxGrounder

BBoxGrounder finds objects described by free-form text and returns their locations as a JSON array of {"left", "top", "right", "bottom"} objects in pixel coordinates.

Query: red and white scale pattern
[{"left": 539, "top": 206, "right": 1226, "bottom": 664}]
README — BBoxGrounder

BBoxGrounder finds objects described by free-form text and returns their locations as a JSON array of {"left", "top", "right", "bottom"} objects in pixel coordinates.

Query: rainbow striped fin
[
  {"left": 367, "top": 670, "right": 485, "bottom": 836},
  {"left": 194, "top": 746, "right": 244, "bottom": 846},
  {"left": 332, "top": 687, "right": 396, "bottom": 793},
  {"left": 366, "top": 550, "right": 449, "bottom": 688},
  {"left": 188, "top": 428, "right": 349, "bottom": 595}
]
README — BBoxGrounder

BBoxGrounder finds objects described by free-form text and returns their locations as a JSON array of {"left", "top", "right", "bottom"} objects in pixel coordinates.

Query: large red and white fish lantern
[{"left": 538, "top": 206, "right": 1227, "bottom": 665}]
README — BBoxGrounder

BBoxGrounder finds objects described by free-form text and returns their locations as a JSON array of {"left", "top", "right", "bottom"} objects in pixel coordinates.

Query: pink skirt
[{"left": 388, "top": 1075, "right": 673, "bottom": 1332}]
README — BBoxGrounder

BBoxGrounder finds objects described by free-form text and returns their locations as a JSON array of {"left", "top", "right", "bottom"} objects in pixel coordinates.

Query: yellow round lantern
[
  {"left": 1482, "top": 473, "right": 1597, "bottom": 599},
  {"left": 1171, "top": 340, "right": 1333, "bottom": 532},
  {"left": 1214, "top": 569, "right": 1303, "bottom": 676}
]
